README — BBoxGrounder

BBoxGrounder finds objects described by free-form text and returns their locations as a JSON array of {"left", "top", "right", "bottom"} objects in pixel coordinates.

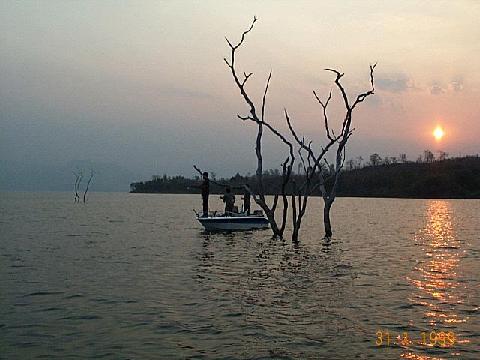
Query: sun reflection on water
[{"left": 403, "top": 201, "right": 470, "bottom": 359}]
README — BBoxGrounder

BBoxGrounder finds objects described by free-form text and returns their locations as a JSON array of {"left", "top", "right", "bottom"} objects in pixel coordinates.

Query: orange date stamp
[{"left": 375, "top": 329, "right": 456, "bottom": 347}]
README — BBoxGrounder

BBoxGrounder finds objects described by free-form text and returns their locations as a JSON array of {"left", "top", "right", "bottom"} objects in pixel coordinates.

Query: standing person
[
  {"left": 200, "top": 172, "right": 210, "bottom": 217},
  {"left": 243, "top": 185, "right": 251, "bottom": 215},
  {"left": 221, "top": 186, "right": 235, "bottom": 215}
]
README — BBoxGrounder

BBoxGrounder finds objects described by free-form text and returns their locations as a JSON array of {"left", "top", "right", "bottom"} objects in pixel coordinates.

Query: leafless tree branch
[
  {"left": 224, "top": 17, "right": 294, "bottom": 237},
  {"left": 73, "top": 170, "right": 83, "bottom": 203},
  {"left": 83, "top": 170, "right": 94, "bottom": 203},
  {"left": 313, "top": 91, "right": 334, "bottom": 141}
]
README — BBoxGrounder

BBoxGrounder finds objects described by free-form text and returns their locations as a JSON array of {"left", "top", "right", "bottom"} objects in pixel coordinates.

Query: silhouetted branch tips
[
  {"left": 370, "top": 63, "right": 377, "bottom": 89},
  {"left": 261, "top": 72, "right": 272, "bottom": 122},
  {"left": 352, "top": 65, "right": 376, "bottom": 109},
  {"left": 237, "top": 16, "right": 257, "bottom": 48},
  {"left": 241, "top": 72, "right": 253, "bottom": 86},
  {"left": 284, "top": 109, "right": 301, "bottom": 144},
  {"left": 237, "top": 114, "right": 253, "bottom": 121},
  {"left": 225, "top": 16, "right": 257, "bottom": 51},
  {"left": 325, "top": 68, "right": 343, "bottom": 78},
  {"left": 325, "top": 67, "right": 351, "bottom": 110},
  {"left": 314, "top": 90, "right": 335, "bottom": 141}
]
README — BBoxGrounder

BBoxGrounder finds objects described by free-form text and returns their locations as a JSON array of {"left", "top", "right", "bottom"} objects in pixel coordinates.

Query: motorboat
[{"left": 195, "top": 210, "right": 269, "bottom": 231}]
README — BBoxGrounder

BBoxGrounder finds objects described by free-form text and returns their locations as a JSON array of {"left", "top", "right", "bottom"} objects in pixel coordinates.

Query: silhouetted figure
[
  {"left": 243, "top": 185, "right": 251, "bottom": 215},
  {"left": 200, "top": 172, "right": 209, "bottom": 217},
  {"left": 221, "top": 186, "right": 235, "bottom": 215}
]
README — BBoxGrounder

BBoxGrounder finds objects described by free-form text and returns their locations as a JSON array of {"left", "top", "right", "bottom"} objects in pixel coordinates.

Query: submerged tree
[
  {"left": 283, "top": 111, "right": 338, "bottom": 242},
  {"left": 225, "top": 17, "right": 376, "bottom": 240},
  {"left": 73, "top": 168, "right": 94, "bottom": 204},
  {"left": 272, "top": 42, "right": 375, "bottom": 240},
  {"left": 314, "top": 66, "right": 376, "bottom": 237},
  {"left": 73, "top": 170, "right": 83, "bottom": 203},
  {"left": 83, "top": 170, "right": 94, "bottom": 203},
  {"left": 224, "top": 16, "right": 294, "bottom": 238}
]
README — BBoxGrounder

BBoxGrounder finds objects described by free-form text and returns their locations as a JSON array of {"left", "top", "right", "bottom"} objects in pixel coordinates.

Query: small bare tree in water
[
  {"left": 83, "top": 170, "right": 94, "bottom": 203},
  {"left": 73, "top": 168, "right": 94, "bottom": 203},
  {"left": 73, "top": 170, "right": 83, "bottom": 203}
]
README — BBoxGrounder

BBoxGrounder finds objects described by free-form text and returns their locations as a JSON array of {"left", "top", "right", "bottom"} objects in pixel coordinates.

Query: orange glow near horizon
[{"left": 433, "top": 126, "right": 445, "bottom": 141}]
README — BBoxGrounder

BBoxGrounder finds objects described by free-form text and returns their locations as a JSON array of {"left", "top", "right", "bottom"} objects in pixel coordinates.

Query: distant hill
[
  {"left": 337, "top": 156, "right": 480, "bottom": 198},
  {"left": 130, "top": 156, "right": 480, "bottom": 199}
]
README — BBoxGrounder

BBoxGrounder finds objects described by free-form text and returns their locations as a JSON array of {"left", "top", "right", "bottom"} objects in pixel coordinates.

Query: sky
[{"left": 1, "top": 0, "right": 479, "bottom": 190}]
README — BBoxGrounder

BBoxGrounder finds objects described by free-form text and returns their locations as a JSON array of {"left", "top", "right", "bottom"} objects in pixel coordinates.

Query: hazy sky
[{"left": 1, "top": 0, "right": 479, "bottom": 185}]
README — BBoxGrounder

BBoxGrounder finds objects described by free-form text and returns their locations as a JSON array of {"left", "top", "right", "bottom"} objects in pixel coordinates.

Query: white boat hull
[{"left": 197, "top": 215, "right": 269, "bottom": 231}]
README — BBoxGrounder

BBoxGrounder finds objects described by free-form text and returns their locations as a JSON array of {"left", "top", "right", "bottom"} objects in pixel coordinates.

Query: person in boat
[
  {"left": 193, "top": 167, "right": 213, "bottom": 217},
  {"left": 201, "top": 172, "right": 210, "bottom": 217},
  {"left": 243, "top": 185, "right": 251, "bottom": 215},
  {"left": 221, "top": 186, "right": 235, "bottom": 215},
  {"left": 193, "top": 171, "right": 210, "bottom": 217}
]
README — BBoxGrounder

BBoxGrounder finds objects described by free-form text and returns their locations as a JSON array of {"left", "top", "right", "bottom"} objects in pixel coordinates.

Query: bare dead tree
[
  {"left": 284, "top": 63, "right": 375, "bottom": 239},
  {"left": 224, "top": 16, "right": 295, "bottom": 238},
  {"left": 284, "top": 109, "right": 338, "bottom": 242},
  {"left": 224, "top": 18, "right": 375, "bottom": 241},
  {"left": 73, "top": 170, "right": 83, "bottom": 203},
  {"left": 315, "top": 65, "right": 376, "bottom": 238},
  {"left": 83, "top": 169, "right": 94, "bottom": 203}
]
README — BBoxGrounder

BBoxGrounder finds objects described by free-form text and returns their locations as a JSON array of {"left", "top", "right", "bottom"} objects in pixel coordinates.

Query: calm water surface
[{"left": 0, "top": 192, "right": 479, "bottom": 359}]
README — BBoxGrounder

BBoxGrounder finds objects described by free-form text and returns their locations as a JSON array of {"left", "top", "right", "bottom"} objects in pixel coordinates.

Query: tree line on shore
[{"left": 130, "top": 155, "right": 480, "bottom": 199}]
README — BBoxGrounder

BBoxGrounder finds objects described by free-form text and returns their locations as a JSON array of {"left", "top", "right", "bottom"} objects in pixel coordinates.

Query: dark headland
[{"left": 130, "top": 156, "right": 480, "bottom": 199}]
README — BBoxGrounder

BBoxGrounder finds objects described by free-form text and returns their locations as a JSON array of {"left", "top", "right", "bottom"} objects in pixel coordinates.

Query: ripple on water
[
  {"left": 62, "top": 315, "right": 102, "bottom": 320},
  {"left": 64, "top": 294, "right": 84, "bottom": 299},
  {"left": 1, "top": 194, "right": 478, "bottom": 359},
  {"left": 23, "top": 291, "right": 64, "bottom": 297}
]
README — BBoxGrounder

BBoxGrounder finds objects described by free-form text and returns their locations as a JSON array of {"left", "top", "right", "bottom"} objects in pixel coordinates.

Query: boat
[{"left": 195, "top": 210, "right": 270, "bottom": 231}]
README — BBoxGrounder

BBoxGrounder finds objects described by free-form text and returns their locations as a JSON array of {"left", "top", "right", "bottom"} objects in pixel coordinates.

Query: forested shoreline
[{"left": 130, "top": 156, "right": 480, "bottom": 199}]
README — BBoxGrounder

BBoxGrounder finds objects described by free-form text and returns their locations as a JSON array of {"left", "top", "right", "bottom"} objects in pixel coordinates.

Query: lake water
[{"left": 0, "top": 192, "right": 479, "bottom": 359}]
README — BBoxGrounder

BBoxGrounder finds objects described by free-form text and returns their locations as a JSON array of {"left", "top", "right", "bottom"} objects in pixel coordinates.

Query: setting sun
[{"left": 433, "top": 126, "right": 445, "bottom": 141}]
